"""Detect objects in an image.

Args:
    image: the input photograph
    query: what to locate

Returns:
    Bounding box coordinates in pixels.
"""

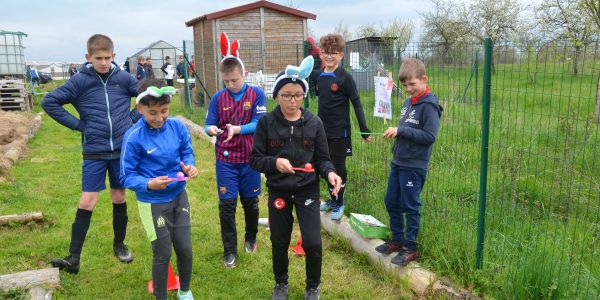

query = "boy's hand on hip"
[276,158,295,174]
[383,127,398,139]
[148,176,173,190]
[328,172,342,196]
[223,124,241,143]
[180,161,198,178]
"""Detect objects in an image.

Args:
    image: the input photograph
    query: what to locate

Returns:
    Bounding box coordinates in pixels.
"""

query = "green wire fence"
[183,38,600,299]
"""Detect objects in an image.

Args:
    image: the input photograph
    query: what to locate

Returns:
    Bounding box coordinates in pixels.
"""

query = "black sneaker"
[304,287,320,300]
[50,254,80,274]
[375,241,404,254]
[391,249,419,266]
[271,283,288,300]
[114,243,134,263]
[224,253,237,268]
[244,240,257,253]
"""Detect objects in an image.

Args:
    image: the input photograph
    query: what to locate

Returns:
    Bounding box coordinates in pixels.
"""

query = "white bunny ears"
[220,32,245,75]
[271,55,314,98]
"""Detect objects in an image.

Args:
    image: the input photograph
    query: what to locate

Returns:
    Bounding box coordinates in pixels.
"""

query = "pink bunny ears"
[220,32,245,75]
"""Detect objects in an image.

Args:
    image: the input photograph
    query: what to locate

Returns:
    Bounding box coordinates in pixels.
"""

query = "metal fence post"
[476,38,493,269]
[183,41,191,110]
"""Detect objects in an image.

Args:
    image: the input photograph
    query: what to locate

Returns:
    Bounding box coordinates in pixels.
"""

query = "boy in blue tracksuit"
[42,34,139,274]
[120,79,197,300]
[376,58,443,266]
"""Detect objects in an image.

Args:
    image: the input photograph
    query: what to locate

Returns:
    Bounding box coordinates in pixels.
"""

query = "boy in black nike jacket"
[376,58,442,266]
[250,56,342,300]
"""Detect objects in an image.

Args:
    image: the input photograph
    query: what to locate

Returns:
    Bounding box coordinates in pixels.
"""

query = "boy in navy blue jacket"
[120,79,197,300]
[376,58,442,266]
[42,34,139,274]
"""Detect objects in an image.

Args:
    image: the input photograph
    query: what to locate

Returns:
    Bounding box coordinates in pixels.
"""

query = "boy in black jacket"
[314,34,371,221]
[376,58,442,266]
[250,56,342,300]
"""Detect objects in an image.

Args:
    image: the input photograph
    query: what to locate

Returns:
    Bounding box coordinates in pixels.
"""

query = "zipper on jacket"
[97,68,116,151]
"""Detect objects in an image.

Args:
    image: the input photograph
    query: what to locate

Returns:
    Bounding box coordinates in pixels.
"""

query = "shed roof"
[0,30,27,37]
[185,0,316,27]
[129,40,180,58]
[347,36,398,44]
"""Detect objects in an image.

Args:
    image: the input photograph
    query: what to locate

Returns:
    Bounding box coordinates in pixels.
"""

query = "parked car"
[39,71,52,84]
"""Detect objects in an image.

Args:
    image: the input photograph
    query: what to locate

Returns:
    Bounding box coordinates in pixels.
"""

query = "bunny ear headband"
[220,32,245,74]
[271,55,314,98]
[136,86,177,104]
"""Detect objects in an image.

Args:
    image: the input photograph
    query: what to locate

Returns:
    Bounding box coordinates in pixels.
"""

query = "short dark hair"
[219,57,243,74]
[398,58,427,82]
[320,34,345,53]
[87,34,114,55]
[165,56,170,60]
[137,79,172,106]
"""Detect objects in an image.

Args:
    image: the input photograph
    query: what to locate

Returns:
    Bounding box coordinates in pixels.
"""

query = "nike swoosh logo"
[147,147,157,154]
[223,107,231,111]
[253,188,260,193]
[305,199,314,206]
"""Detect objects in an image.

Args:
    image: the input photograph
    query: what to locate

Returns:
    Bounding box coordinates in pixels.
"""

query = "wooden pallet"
[0,90,27,98]
[0,96,26,103]
[0,80,26,90]
[0,101,27,111]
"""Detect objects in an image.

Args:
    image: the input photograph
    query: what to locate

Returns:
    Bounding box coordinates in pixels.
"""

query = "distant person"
[189,55,195,77]
[41,34,140,274]
[314,33,371,221]
[250,56,342,300]
[145,57,156,79]
[161,56,175,86]
[68,63,78,78]
[307,36,321,97]
[204,32,266,269]
[375,58,443,266]
[122,57,130,73]
[30,63,40,90]
[176,55,185,79]
[137,56,146,80]
[120,79,197,300]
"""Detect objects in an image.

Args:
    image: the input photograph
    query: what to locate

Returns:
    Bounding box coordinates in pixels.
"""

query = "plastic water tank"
[0,30,27,77]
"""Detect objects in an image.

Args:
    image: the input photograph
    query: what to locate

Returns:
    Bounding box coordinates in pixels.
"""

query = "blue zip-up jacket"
[42,62,140,154]
[391,92,443,170]
[120,116,195,204]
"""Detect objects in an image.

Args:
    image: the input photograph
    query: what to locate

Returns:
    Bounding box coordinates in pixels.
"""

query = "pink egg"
[305,163,313,170]
[176,172,184,179]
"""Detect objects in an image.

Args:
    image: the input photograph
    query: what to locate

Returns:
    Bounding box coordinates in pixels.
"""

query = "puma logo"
[182,207,190,214]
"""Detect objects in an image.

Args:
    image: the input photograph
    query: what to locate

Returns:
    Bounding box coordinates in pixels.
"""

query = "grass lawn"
[0,82,411,299]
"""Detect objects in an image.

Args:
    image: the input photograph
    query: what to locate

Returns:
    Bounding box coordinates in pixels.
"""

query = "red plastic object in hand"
[292,163,315,173]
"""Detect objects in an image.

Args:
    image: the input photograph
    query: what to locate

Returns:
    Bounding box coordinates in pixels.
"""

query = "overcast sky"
[1,0,535,63]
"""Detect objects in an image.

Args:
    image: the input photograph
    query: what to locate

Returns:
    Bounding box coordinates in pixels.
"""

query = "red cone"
[290,234,306,256]
[148,262,180,294]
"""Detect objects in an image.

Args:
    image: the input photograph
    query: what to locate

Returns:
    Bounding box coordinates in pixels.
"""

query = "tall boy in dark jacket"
[376,58,442,266]
[42,34,140,273]
[250,56,342,300]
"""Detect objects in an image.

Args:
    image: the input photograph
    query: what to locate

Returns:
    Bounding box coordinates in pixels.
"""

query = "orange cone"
[148,262,180,294]
[290,234,306,256]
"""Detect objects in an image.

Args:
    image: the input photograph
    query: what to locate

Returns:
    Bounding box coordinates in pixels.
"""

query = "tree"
[579,0,600,123]
[333,19,353,42]
[379,18,414,52]
[419,0,471,64]
[355,24,379,39]
[536,0,595,75]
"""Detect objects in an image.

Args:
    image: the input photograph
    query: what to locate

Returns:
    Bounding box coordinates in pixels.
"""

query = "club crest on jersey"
[243,101,252,110]
[219,186,227,194]
[330,83,339,92]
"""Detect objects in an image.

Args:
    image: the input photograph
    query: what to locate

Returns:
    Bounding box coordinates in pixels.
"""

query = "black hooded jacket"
[250,106,336,196]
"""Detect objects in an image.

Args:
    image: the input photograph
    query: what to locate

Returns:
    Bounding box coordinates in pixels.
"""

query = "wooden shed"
[185,0,316,98]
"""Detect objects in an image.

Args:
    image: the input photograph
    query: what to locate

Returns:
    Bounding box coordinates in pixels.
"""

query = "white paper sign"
[373,76,393,119]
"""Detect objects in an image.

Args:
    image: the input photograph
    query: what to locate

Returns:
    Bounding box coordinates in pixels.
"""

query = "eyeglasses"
[279,93,305,101]
[322,52,340,57]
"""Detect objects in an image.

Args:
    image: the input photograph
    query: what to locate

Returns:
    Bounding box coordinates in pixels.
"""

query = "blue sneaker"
[178,289,194,300]
[331,204,345,221]
[320,201,334,212]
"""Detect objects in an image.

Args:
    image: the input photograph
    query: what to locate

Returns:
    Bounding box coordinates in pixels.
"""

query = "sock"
[113,202,128,245]
[69,208,92,258]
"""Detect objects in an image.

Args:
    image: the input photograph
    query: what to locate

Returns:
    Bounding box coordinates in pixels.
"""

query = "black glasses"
[278,93,305,101]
